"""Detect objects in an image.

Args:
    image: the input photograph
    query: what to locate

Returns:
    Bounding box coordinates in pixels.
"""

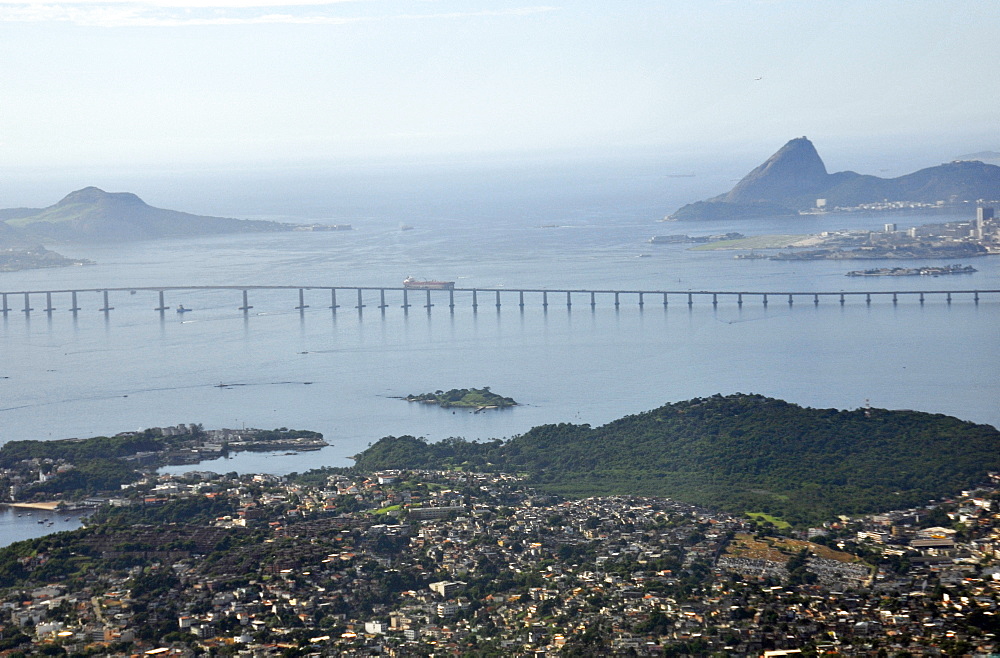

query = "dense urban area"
[4,456,1000,656]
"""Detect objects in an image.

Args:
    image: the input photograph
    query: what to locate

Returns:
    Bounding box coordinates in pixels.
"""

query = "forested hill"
[354,394,1000,524]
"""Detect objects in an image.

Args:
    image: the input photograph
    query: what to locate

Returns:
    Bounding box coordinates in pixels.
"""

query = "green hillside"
[354,394,1000,524]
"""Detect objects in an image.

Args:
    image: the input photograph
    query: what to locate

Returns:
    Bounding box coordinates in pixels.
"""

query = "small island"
[405,387,517,410]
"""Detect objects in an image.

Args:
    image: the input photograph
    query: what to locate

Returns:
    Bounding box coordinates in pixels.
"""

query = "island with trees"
[404,387,517,410]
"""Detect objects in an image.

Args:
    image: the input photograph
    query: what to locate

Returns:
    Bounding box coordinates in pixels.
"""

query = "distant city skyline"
[1,0,998,171]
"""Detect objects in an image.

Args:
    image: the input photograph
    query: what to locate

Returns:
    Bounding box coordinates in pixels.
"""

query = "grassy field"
[746,512,792,529]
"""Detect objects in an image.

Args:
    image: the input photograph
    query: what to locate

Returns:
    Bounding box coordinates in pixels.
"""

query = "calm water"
[1,159,998,545]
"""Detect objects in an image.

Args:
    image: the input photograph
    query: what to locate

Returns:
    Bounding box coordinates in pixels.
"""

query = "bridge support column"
[865,293,871,305]
[639,292,644,307]
[99,290,113,313]
[814,294,819,305]
[45,292,55,313]
[496,290,501,309]
[762,294,768,306]
[449,289,455,310]
[591,291,597,308]
[70,291,80,312]
[946,292,952,304]
[614,292,620,308]
[472,290,478,310]
[737,293,742,306]
[687,293,693,306]
[330,289,339,311]
[356,289,365,310]
[425,290,433,309]
[662,292,668,307]
[840,293,845,305]
[566,291,571,309]
[892,292,898,304]
[1,293,8,314]
[155,291,169,312]
[712,293,717,306]
[520,291,525,309]
[974,291,980,304]
[296,288,310,310]
[22,292,32,314]
[787,294,794,305]
[401,289,409,309]
[543,291,548,308]
[377,289,387,310]
[239,290,253,313]
[919,292,925,304]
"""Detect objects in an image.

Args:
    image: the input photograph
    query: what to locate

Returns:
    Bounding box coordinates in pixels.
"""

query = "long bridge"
[1,285,997,316]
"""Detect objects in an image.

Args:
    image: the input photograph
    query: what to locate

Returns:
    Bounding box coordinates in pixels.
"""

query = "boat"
[403,277,455,290]
[177,305,191,313]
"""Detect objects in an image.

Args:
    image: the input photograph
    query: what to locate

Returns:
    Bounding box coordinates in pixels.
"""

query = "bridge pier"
[238,290,253,313]
[614,292,620,308]
[787,294,794,306]
[377,289,387,310]
[762,294,768,306]
[639,292,644,307]
[662,292,668,307]
[840,293,845,305]
[520,291,525,309]
[975,291,980,304]
[946,292,952,304]
[70,291,80,312]
[449,289,455,310]
[401,289,409,309]
[356,289,365,310]
[496,290,502,309]
[737,293,742,306]
[45,292,55,313]
[99,290,113,313]
[687,293,693,306]
[542,291,548,308]
[22,292,32,314]
[865,293,871,305]
[296,288,310,311]
[813,294,819,305]
[566,291,572,309]
[1,293,8,314]
[591,291,597,308]
[425,290,434,309]
[330,289,339,311]
[155,290,169,312]
[919,292,925,304]
[892,292,898,304]
[712,293,717,306]
[472,290,478,310]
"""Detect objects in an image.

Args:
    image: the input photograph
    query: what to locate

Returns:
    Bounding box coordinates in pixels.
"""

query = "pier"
[0,285,996,319]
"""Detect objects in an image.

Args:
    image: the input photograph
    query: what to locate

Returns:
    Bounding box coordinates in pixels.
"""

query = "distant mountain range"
[0,187,310,246]
[670,137,1000,220]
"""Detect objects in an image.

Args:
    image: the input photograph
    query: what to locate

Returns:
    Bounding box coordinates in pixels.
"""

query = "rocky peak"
[724,136,829,203]
[56,187,146,207]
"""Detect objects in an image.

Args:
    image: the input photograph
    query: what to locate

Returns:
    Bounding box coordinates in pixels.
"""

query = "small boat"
[177,305,191,313]
[403,276,455,290]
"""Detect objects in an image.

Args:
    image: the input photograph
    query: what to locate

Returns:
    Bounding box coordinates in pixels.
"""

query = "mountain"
[354,394,1000,524]
[670,137,1000,220]
[955,150,1000,162]
[2,187,292,243]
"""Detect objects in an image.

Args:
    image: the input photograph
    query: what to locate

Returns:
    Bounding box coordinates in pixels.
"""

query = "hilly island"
[669,137,1000,220]
[0,187,349,270]
[354,394,1000,525]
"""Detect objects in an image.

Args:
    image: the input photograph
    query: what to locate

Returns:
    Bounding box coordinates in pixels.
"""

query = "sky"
[0,0,998,172]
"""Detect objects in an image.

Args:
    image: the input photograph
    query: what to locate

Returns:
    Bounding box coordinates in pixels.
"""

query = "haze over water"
[1,160,998,485]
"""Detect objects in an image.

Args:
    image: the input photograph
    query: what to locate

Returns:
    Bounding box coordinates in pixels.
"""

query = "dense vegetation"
[0,430,167,468]
[405,387,517,408]
[355,394,1000,524]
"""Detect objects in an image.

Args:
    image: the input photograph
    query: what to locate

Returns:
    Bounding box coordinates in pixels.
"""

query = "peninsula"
[669,137,1000,220]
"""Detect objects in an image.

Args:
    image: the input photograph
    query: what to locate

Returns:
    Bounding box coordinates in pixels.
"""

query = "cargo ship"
[403,276,455,290]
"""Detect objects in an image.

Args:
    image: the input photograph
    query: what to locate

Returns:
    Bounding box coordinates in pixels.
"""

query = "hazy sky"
[1,0,998,169]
